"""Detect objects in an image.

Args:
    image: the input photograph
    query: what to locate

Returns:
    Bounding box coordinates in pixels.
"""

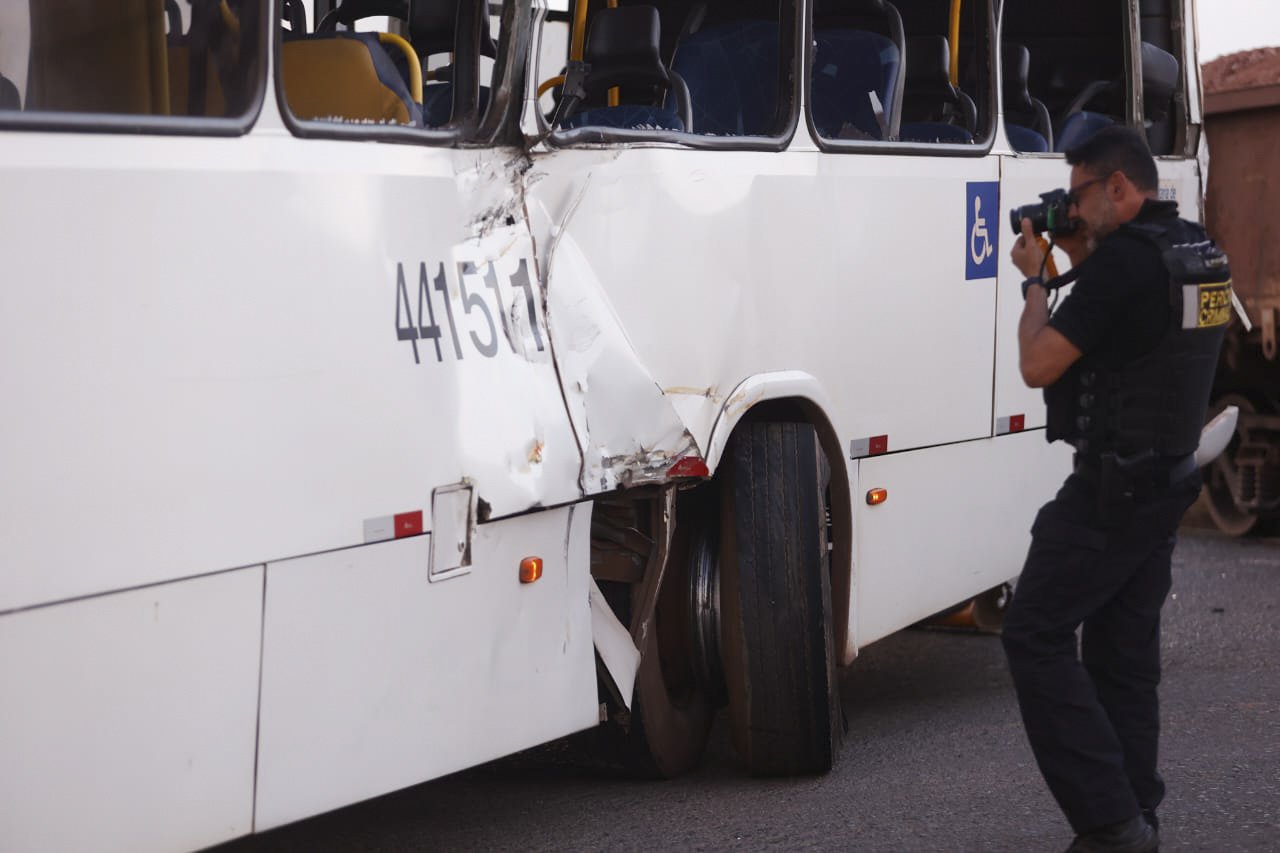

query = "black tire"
[602,494,716,778]
[720,421,842,776]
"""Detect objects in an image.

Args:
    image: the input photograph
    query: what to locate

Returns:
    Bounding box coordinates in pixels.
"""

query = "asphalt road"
[220,519,1280,852]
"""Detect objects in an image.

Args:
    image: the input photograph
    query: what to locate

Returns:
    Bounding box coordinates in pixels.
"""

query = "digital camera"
[1009,188,1079,237]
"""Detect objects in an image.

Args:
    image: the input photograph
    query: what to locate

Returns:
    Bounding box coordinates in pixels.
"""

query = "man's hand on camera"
[1011,218,1047,279]
[1054,226,1091,268]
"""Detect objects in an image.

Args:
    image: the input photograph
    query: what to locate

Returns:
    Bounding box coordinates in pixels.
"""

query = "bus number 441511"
[395,260,544,364]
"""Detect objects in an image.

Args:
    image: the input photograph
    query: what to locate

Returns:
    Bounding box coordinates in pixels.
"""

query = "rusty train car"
[1203,77,1280,535]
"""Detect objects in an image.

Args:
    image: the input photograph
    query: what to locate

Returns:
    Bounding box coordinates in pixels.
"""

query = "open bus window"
[536,0,798,141]
[279,0,509,133]
[808,0,994,148]
[0,0,264,122]
[1001,0,1185,155]
[1002,1,1128,153]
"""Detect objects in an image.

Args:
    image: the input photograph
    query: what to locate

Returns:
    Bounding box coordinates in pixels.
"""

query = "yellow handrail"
[948,0,961,86]
[379,32,423,104]
[607,0,618,107]
[538,75,566,97]
[571,0,588,61]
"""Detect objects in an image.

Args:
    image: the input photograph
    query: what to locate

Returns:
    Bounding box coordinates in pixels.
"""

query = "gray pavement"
[219,521,1280,852]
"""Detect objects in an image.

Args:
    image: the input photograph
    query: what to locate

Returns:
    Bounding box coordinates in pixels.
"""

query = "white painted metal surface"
[254,504,597,831]
[854,431,1071,646]
[0,568,263,853]
[0,136,580,614]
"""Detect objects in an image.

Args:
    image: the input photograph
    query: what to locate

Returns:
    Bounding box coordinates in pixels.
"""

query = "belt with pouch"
[1073,450,1198,491]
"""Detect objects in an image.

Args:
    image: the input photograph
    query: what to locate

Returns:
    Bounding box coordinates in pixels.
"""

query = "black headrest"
[322,0,408,30]
[584,6,669,90]
[1002,42,1034,111]
[0,74,20,110]
[842,0,889,12]
[815,0,901,41]
[409,0,496,58]
[1141,42,1179,108]
[906,35,952,86]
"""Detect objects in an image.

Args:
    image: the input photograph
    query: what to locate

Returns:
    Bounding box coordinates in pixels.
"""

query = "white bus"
[0,0,1207,849]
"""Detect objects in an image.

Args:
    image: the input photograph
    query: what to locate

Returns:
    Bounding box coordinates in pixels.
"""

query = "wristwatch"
[1021,275,1044,299]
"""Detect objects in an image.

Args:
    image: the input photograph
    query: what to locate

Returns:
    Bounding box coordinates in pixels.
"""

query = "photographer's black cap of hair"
[1064,126,1159,194]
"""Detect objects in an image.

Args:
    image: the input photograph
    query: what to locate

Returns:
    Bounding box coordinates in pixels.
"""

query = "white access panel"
[0,567,263,853]
[255,503,598,831]
[995,153,1206,435]
[994,153,1074,434]
[853,431,1072,648]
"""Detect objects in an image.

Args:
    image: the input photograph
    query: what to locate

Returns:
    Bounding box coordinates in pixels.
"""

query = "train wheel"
[720,421,842,776]
[1204,393,1259,537]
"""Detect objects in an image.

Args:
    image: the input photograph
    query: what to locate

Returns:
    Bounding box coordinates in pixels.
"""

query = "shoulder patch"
[1182,280,1233,329]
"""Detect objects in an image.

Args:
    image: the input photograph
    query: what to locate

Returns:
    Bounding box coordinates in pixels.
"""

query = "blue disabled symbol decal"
[966,181,1000,280]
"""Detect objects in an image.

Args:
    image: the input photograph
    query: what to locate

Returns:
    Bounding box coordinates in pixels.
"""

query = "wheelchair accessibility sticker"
[966,181,1000,280]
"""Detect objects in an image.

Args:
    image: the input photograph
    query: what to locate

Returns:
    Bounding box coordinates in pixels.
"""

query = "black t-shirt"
[1047,199,1187,369]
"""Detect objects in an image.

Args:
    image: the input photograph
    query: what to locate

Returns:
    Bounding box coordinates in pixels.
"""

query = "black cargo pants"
[1001,469,1199,834]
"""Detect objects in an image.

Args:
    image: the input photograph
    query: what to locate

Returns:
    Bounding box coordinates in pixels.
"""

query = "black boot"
[1063,815,1159,853]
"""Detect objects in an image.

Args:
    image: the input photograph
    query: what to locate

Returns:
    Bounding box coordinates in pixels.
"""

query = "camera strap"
[1042,266,1082,292]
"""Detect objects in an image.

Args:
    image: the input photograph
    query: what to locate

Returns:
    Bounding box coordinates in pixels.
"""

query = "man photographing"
[1003,126,1232,853]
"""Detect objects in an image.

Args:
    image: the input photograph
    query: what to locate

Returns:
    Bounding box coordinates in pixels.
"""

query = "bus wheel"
[720,421,842,776]
[625,496,717,778]
[1204,393,1259,537]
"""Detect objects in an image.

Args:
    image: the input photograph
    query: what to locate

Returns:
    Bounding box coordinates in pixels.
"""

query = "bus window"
[0,0,265,125]
[536,0,798,144]
[1001,1,1133,153]
[808,0,994,150]
[279,0,513,134]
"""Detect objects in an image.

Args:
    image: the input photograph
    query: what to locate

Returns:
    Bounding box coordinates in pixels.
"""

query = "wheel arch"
[705,372,857,666]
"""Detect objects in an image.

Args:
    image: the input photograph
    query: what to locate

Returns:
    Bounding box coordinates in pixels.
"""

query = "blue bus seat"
[671,19,780,136]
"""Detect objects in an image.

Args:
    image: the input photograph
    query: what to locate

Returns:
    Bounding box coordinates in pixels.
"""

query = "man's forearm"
[1018,285,1052,387]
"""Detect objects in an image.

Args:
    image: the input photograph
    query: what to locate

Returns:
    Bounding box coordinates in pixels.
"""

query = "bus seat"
[901,121,974,144]
[0,74,19,110]
[811,0,905,140]
[27,0,170,115]
[671,19,780,136]
[411,0,496,125]
[1006,123,1050,153]
[812,29,901,140]
[282,32,423,125]
[1002,43,1052,152]
[167,45,229,116]
[562,6,688,132]
[1142,41,1180,154]
[900,35,976,143]
[421,82,491,127]
[1055,110,1115,152]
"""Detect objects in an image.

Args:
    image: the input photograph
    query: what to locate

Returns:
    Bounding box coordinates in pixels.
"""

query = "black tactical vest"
[1045,219,1232,459]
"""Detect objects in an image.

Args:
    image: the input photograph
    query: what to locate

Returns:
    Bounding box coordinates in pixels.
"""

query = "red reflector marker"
[667,457,710,478]
[1010,414,1026,432]
[851,435,891,459]
[394,510,424,538]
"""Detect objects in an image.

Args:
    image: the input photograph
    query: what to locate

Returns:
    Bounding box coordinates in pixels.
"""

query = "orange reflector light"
[866,488,888,506]
[519,557,543,584]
